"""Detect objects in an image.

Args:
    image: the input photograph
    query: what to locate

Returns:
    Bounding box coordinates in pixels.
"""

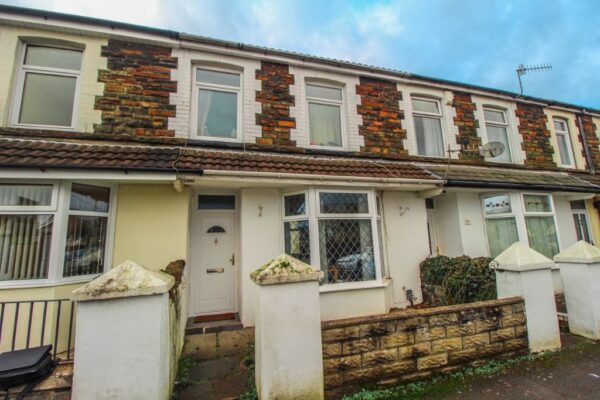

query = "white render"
[555,241,600,339]
[72,261,174,400]
[252,255,325,400]
[492,243,561,352]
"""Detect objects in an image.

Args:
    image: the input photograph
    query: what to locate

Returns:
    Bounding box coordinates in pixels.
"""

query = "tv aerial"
[516,63,552,95]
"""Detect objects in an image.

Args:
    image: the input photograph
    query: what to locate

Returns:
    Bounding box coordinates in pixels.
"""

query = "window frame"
[410,95,446,158]
[482,106,513,163]
[0,181,117,289]
[570,202,594,244]
[552,117,576,168]
[191,65,243,142]
[281,188,384,291]
[306,81,347,151]
[480,192,561,258]
[10,42,83,131]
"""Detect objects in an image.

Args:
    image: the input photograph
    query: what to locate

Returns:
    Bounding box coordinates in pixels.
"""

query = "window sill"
[319,278,391,294]
[10,123,76,132]
[192,135,242,143]
[0,274,100,290]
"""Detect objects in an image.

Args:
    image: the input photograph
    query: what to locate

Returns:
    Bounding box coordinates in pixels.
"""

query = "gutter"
[577,111,595,174]
[445,179,600,194]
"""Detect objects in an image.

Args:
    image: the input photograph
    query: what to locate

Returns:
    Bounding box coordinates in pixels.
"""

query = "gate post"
[71,260,175,400]
[491,243,561,352]
[251,255,325,400]
[555,240,600,339]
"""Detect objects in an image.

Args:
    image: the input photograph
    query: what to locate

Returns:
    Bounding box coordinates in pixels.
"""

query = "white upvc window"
[411,96,445,157]
[482,107,512,163]
[11,44,83,129]
[282,189,383,288]
[553,118,575,168]
[0,182,115,288]
[482,192,559,259]
[193,66,242,141]
[306,83,345,149]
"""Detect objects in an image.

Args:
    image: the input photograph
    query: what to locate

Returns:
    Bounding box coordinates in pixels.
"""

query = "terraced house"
[1,4,600,343]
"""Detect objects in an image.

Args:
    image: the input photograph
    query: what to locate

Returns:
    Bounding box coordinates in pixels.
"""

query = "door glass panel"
[207,226,226,233]
[198,195,235,210]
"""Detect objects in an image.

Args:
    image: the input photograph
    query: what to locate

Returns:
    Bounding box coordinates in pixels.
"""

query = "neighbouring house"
[1,4,600,350]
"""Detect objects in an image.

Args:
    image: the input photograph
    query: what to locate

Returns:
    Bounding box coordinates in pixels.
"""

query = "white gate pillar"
[555,240,600,339]
[491,243,561,352]
[71,260,175,400]
[251,255,325,400]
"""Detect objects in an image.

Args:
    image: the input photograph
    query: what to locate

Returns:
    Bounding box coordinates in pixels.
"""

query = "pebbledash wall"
[321,297,528,398]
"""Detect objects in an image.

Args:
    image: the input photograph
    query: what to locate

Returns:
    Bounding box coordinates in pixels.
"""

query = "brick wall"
[452,92,483,162]
[576,114,600,171]
[515,103,556,168]
[356,77,407,156]
[255,61,296,146]
[321,298,527,398]
[94,40,178,137]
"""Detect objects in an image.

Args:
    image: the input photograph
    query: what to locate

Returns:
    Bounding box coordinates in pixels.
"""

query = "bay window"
[483,108,512,163]
[307,84,344,148]
[0,182,114,286]
[412,97,445,157]
[12,44,83,129]
[282,189,382,286]
[194,67,241,140]
[483,193,559,259]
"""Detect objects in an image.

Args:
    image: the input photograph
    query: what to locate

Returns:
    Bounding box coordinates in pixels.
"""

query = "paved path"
[433,334,600,400]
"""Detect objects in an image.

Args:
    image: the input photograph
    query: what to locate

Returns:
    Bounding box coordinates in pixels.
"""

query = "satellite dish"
[479,142,505,158]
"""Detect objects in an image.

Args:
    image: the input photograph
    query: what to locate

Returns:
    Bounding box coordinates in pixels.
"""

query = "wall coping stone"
[321,297,522,329]
[71,260,175,301]
[490,242,553,272]
[554,240,600,263]
[250,254,324,285]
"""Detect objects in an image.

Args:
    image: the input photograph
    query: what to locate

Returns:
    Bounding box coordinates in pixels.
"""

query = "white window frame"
[306,81,347,150]
[411,95,446,158]
[482,106,513,163]
[553,117,576,168]
[191,65,243,142]
[481,192,561,257]
[281,188,384,291]
[0,181,117,289]
[571,202,594,244]
[10,43,83,131]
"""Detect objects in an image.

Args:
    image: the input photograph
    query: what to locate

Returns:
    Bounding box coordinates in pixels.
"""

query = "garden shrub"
[420,255,495,306]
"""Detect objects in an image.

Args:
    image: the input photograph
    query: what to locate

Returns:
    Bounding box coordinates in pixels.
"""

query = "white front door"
[191,214,237,315]
[426,209,439,256]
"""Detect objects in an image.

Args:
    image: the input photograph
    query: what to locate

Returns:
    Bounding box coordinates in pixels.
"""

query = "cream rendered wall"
[112,185,190,271]
[239,188,281,326]
[456,192,488,257]
[381,191,430,307]
[545,109,586,170]
[434,192,464,256]
[0,25,106,132]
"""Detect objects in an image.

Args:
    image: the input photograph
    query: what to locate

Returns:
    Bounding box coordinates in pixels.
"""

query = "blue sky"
[4,0,599,108]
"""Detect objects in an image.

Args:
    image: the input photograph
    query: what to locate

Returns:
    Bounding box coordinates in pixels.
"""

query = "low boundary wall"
[321,297,528,398]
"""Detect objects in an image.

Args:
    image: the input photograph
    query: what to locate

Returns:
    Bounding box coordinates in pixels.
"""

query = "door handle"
[230,253,235,266]
[207,268,225,273]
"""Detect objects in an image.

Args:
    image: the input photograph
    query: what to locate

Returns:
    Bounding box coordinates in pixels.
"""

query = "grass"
[239,343,258,400]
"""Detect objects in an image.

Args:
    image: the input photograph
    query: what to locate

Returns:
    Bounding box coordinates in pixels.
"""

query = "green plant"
[420,255,496,305]
[239,343,258,400]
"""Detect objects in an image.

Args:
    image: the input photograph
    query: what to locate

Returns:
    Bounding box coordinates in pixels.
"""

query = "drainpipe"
[577,110,595,174]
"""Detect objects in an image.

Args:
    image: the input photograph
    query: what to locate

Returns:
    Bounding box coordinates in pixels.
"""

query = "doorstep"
[185,313,244,335]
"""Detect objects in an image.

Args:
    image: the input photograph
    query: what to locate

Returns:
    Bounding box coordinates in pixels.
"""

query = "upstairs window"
[13,44,83,128]
[307,84,343,148]
[553,118,575,168]
[195,67,241,140]
[483,108,512,163]
[412,97,445,157]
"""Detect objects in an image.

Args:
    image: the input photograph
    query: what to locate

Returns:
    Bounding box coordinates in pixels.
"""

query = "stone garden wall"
[321,297,528,398]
